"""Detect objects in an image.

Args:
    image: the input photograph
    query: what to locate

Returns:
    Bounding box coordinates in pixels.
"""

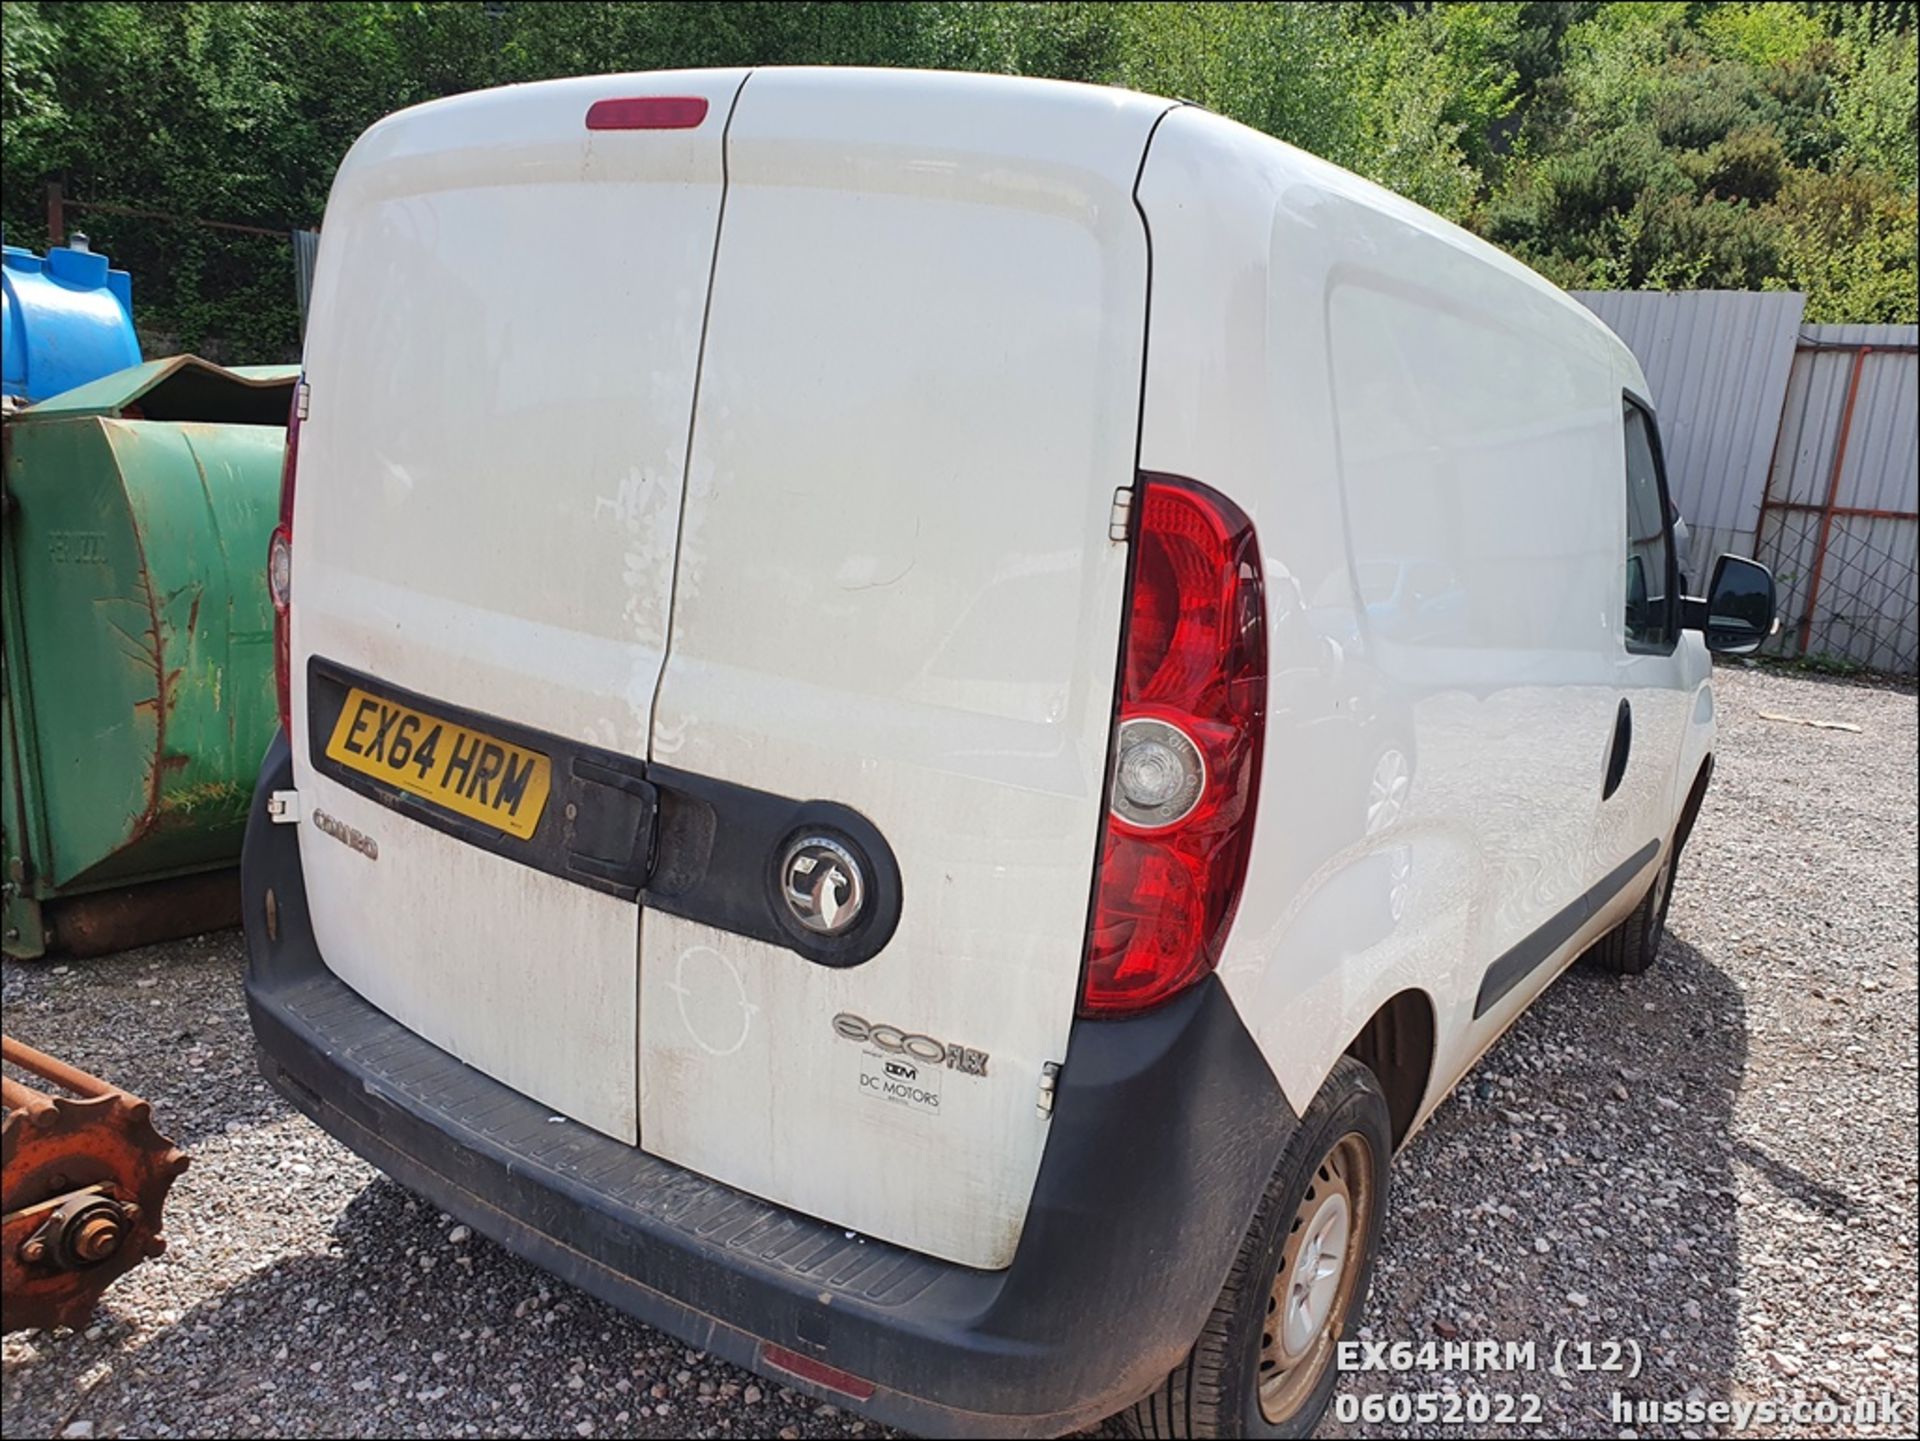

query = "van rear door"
[290,71,746,1143]
[639,71,1170,1270]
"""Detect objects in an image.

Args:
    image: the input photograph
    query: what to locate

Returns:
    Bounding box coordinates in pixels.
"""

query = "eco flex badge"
[832,1012,989,1118]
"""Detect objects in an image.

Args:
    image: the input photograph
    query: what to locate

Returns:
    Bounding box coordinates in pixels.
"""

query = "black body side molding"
[1473,838,1660,1018]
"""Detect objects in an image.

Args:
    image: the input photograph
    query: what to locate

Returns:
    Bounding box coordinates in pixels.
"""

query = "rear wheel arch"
[1123,1054,1392,1439]
[1343,988,1435,1150]
[1673,753,1714,859]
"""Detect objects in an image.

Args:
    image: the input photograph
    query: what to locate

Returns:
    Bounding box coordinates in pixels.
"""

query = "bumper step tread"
[270,971,949,1308]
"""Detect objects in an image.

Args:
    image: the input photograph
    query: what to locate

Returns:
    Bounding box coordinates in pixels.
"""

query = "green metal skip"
[2,357,296,958]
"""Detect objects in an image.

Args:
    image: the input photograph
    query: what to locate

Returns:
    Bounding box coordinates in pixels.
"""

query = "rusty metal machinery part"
[2,1034,188,1333]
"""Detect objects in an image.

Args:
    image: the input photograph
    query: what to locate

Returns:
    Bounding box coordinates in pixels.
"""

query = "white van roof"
[331,66,1640,392]
[1150,99,1645,394]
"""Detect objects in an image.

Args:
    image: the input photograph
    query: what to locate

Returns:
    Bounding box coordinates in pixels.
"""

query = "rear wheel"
[1124,1057,1392,1438]
[1585,851,1674,976]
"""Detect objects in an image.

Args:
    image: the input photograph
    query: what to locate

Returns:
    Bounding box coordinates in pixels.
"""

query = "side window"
[1621,400,1675,651]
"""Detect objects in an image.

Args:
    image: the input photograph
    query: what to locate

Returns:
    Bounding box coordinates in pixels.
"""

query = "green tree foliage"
[1484,2,1916,318]
[2,1,1913,357]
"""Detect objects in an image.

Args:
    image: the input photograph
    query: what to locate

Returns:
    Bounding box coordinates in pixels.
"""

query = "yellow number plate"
[324,687,552,839]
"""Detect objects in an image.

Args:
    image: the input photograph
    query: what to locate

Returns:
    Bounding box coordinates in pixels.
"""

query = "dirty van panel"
[288,70,747,1142]
[639,71,1169,1269]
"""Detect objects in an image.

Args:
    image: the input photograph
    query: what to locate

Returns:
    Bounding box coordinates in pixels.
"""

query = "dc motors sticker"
[856,1048,942,1115]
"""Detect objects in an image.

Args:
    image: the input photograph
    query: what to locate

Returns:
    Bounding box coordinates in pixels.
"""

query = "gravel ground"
[4,663,1915,1440]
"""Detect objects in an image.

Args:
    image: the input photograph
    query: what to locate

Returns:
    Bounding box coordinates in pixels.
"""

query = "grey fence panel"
[1809,326,1920,514]
[1767,345,1858,508]
[1757,325,1919,674]
[1572,290,1806,568]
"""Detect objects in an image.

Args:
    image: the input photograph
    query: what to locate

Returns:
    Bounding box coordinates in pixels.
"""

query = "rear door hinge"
[266,789,302,824]
[1037,1060,1061,1117]
[1108,487,1134,542]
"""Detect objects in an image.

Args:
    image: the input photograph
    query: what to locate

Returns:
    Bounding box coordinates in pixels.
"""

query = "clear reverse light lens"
[1110,716,1205,829]
[1120,739,1183,806]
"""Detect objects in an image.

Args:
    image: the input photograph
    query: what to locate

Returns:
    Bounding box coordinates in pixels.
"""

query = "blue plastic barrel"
[1,238,142,404]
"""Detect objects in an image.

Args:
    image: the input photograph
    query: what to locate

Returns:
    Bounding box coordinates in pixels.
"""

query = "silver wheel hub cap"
[1282,1192,1350,1359]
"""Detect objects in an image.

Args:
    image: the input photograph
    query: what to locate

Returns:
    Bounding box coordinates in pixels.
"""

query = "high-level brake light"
[585,96,709,130]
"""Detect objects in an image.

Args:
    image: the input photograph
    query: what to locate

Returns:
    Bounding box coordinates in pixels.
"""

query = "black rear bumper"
[242,731,1298,1437]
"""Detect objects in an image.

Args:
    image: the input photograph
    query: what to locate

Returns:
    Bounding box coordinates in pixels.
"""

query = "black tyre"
[1124,1056,1392,1439]
[1585,850,1674,976]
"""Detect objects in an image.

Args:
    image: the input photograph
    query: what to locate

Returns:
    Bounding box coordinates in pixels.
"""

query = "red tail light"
[269,377,303,736]
[1080,476,1266,1017]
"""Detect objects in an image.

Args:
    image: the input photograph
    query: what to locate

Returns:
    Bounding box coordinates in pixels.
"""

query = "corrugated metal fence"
[1574,292,1918,674]
[1757,327,1920,673]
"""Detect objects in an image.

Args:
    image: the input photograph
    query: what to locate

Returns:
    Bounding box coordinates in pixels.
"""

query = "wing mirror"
[1682,554,1778,657]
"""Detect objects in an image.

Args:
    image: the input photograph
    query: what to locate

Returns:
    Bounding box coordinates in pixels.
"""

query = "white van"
[244,68,1778,1438]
